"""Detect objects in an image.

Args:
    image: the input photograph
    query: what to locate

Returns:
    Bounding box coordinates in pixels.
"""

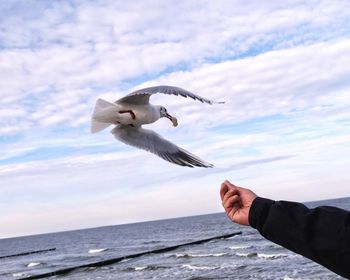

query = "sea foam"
[176,252,227,258]
[88,248,108,254]
[182,264,219,271]
[27,262,41,268]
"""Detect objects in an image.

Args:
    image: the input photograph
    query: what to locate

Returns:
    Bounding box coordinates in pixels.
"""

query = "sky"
[1,0,350,238]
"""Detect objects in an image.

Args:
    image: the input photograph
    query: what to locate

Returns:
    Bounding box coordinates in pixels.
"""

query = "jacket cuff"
[249,197,275,229]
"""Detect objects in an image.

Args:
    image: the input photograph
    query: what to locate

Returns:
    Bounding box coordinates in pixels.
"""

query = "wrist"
[248,197,275,228]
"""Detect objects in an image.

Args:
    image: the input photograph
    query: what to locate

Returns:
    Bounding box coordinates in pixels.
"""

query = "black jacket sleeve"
[248,197,350,279]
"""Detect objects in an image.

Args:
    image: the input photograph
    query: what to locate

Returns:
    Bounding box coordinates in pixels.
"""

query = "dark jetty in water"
[19,231,242,280]
[0,248,56,259]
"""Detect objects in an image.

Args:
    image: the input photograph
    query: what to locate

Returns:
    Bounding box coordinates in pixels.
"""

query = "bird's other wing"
[111,125,213,168]
[117,85,224,105]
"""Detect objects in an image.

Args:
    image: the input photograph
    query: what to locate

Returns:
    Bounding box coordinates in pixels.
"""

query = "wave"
[235,252,288,259]
[27,262,41,268]
[127,265,164,271]
[13,272,26,277]
[283,276,303,280]
[142,240,161,244]
[235,252,257,258]
[257,253,288,259]
[226,235,240,240]
[229,245,252,250]
[182,264,219,271]
[88,248,108,254]
[176,252,227,258]
[119,258,131,263]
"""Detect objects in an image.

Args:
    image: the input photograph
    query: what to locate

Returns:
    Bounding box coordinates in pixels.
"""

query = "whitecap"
[229,245,252,250]
[88,248,108,254]
[27,262,40,268]
[236,252,257,258]
[176,252,226,258]
[134,266,147,271]
[127,265,162,271]
[182,264,219,271]
[176,253,187,258]
[226,236,239,240]
[119,258,131,263]
[13,272,26,277]
[283,276,300,280]
[257,253,288,259]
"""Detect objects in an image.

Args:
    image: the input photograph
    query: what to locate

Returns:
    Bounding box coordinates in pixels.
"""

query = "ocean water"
[1,197,349,280]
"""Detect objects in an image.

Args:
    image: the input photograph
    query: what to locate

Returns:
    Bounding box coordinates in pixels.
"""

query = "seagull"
[91,85,223,168]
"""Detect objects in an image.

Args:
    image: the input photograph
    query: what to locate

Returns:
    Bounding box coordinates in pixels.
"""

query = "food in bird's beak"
[166,113,178,127]
[171,117,178,127]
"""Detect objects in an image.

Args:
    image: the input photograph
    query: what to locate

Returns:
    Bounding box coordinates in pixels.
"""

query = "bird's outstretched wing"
[117,85,224,105]
[111,125,213,168]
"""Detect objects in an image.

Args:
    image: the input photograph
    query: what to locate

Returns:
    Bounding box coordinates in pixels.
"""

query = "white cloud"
[141,38,350,132]
[1,0,350,135]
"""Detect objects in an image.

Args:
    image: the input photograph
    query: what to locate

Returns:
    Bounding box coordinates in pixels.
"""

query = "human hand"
[220,180,258,226]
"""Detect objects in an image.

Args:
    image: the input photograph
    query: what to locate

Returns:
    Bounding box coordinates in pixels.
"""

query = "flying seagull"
[91,85,223,168]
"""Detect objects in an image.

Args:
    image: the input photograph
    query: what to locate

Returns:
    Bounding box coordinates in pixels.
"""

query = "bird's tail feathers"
[91,119,111,133]
[91,98,118,133]
[93,98,118,112]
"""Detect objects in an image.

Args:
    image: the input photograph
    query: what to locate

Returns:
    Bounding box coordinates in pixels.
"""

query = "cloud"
[140,38,350,132]
[1,0,350,135]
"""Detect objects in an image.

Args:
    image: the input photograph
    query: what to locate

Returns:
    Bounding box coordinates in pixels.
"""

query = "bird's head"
[159,106,178,127]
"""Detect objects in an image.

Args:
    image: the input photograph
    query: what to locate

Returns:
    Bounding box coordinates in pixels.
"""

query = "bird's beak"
[166,113,178,127]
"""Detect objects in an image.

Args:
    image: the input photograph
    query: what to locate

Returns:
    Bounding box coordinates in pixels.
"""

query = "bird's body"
[91,100,160,128]
[91,85,223,167]
[118,103,161,126]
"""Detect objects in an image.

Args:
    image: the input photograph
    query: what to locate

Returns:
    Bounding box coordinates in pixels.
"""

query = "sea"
[1,197,349,280]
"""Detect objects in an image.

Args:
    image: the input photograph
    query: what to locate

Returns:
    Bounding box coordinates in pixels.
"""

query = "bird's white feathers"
[91,99,118,133]
[91,119,111,134]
